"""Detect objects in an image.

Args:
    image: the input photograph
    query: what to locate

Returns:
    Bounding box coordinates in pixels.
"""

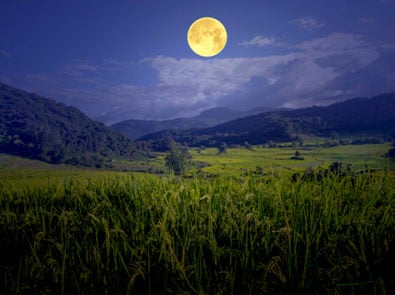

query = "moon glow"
[187,17,227,57]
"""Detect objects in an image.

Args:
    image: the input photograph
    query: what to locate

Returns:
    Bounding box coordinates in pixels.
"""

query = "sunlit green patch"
[189,143,394,176]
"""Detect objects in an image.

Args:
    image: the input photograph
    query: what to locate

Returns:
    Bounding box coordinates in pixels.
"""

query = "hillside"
[0,82,142,166]
[140,93,395,146]
[111,106,274,139]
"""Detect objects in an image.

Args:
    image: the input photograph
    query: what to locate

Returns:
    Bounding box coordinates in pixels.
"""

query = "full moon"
[187,17,227,57]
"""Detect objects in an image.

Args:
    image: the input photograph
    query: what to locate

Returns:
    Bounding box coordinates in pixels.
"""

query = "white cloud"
[14,33,386,123]
[146,55,299,114]
[291,17,325,31]
[293,33,379,69]
[144,33,380,112]
[238,35,277,47]
[294,33,365,53]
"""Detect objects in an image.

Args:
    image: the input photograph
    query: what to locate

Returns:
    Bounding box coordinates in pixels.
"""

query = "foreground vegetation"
[1,169,394,294]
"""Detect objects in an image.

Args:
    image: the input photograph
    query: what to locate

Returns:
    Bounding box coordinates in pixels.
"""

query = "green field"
[2,143,392,183]
[0,153,128,186]
[190,143,394,176]
[0,144,394,294]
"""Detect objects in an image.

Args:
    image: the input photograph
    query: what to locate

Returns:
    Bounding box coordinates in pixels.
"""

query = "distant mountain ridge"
[111,106,275,139]
[140,93,395,146]
[0,82,140,166]
[2,82,393,165]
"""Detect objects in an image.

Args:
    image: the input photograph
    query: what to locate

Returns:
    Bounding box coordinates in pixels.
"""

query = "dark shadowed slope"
[111,107,274,139]
[140,93,395,146]
[0,82,141,166]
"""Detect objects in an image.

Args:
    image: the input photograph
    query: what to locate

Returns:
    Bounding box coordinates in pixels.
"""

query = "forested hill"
[0,83,142,166]
[111,106,274,139]
[140,93,395,146]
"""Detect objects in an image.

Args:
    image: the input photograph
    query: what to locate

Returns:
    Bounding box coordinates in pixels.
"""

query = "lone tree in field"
[217,142,228,155]
[164,138,190,175]
[290,150,304,160]
[165,150,185,175]
[244,141,253,150]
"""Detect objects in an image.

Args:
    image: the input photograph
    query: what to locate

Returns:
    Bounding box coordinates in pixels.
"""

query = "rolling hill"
[0,82,142,166]
[140,93,395,147]
[111,106,274,139]
[2,81,393,163]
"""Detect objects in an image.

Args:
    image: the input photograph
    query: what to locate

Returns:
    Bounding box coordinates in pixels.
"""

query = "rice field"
[1,169,394,294]
[189,143,394,176]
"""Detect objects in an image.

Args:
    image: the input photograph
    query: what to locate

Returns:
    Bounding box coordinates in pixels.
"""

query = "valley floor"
[189,143,395,176]
[2,143,393,182]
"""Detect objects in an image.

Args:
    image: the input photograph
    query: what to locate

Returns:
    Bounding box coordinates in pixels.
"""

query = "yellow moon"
[187,17,227,57]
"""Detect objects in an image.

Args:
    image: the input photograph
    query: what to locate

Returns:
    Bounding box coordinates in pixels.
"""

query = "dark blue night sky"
[1,0,394,124]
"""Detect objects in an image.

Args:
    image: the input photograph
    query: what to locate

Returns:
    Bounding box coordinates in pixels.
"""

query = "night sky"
[1,0,394,124]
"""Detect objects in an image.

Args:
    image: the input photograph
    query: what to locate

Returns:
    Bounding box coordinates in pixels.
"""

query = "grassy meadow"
[190,143,394,176]
[1,143,394,294]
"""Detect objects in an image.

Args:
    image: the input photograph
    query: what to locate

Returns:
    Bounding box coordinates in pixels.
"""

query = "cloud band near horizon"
[2,32,394,125]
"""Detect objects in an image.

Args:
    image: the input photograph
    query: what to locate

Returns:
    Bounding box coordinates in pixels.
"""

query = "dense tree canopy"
[0,83,144,166]
[164,138,191,175]
[140,93,395,148]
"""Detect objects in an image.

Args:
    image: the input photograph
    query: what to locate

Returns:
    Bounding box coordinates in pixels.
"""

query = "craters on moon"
[187,17,227,57]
